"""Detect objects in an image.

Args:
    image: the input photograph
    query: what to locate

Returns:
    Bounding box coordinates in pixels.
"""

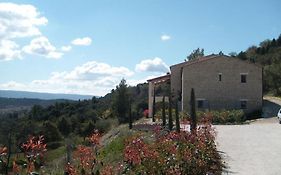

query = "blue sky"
[0,0,280,96]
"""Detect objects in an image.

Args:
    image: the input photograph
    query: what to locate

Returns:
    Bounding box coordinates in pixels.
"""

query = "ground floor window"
[198,100,204,108]
[240,100,247,109]
[197,99,208,109]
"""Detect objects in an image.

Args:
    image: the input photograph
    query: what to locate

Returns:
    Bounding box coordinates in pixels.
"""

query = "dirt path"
[216,121,281,175]
[217,96,281,175]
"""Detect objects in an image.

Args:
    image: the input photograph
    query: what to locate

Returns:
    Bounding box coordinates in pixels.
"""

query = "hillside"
[0,90,93,100]
[0,97,72,114]
[234,34,281,96]
[0,82,148,144]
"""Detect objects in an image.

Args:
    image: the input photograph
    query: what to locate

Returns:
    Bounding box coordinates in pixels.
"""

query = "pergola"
[147,74,170,119]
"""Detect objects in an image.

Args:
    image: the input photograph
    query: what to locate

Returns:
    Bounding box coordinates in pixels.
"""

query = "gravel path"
[216,97,281,174]
[216,121,281,175]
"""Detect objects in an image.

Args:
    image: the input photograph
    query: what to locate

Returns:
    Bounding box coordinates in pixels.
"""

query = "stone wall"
[181,56,263,113]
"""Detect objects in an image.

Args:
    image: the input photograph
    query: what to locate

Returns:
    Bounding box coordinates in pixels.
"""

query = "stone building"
[148,54,263,118]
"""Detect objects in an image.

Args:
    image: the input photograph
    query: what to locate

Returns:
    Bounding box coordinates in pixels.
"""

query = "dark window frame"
[241,74,247,83]
[240,100,247,109]
[197,100,204,108]
[218,73,222,81]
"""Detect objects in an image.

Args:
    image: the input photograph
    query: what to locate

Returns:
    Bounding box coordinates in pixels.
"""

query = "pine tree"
[162,95,166,126]
[129,98,132,129]
[58,117,71,136]
[175,100,180,132]
[112,79,130,124]
[152,86,156,122]
[168,93,173,131]
[190,88,197,132]
[186,48,204,61]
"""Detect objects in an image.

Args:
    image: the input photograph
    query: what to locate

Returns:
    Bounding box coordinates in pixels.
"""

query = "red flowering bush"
[143,109,149,118]
[100,165,114,175]
[65,131,102,175]
[14,135,47,173]
[119,118,222,175]
[0,146,7,171]
[87,130,101,147]
[66,120,222,175]
[65,162,77,175]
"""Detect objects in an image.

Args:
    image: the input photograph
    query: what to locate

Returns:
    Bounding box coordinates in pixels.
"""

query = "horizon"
[0,0,280,96]
[0,89,94,96]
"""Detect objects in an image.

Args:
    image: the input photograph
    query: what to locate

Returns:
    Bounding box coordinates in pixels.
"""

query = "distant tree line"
[0,80,149,156]
[185,34,281,96]
[233,34,281,96]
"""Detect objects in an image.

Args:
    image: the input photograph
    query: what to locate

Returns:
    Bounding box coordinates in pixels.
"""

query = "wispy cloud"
[0,2,64,61]
[0,40,22,61]
[0,61,134,96]
[0,2,48,39]
[71,37,92,46]
[22,36,63,59]
[161,34,171,41]
[61,45,72,52]
[135,57,169,73]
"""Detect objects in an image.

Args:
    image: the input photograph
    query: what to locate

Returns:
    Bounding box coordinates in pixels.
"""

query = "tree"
[129,98,133,129]
[162,95,166,126]
[186,48,204,61]
[229,52,237,57]
[152,86,156,122]
[91,96,98,109]
[41,122,62,143]
[277,34,281,46]
[58,117,71,136]
[190,88,197,132]
[237,51,247,60]
[264,63,281,95]
[83,122,95,138]
[0,117,18,174]
[168,93,173,131]
[175,100,180,133]
[30,104,44,120]
[112,79,130,124]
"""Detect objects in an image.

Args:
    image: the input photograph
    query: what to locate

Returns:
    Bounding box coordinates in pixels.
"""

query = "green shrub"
[245,110,262,120]
[198,109,245,124]
[120,122,223,174]
[47,141,63,150]
[96,119,112,133]
[99,136,125,164]
[45,146,66,162]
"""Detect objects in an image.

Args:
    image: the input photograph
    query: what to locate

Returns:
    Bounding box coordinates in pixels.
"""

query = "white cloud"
[0,81,26,89]
[127,75,162,86]
[0,40,22,61]
[22,36,63,59]
[135,57,169,73]
[0,3,57,61]
[0,3,47,39]
[61,45,72,52]
[161,34,171,41]
[0,61,134,96]
[64,61,134,80]
[71,37,92,46]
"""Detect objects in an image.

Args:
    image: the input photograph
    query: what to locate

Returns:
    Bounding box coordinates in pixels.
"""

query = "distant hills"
[0,97,71,112]
[0,90,93,113]
[0,90,93,100]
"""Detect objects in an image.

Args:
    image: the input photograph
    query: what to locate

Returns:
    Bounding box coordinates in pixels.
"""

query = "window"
[240,100,247,109]
[197,99,208,108]
[241,74,247,83]
[218,73,222,81]
[197,100,204,108]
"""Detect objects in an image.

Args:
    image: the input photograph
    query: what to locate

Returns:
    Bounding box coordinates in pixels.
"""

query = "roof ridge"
[170,54,219,68]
